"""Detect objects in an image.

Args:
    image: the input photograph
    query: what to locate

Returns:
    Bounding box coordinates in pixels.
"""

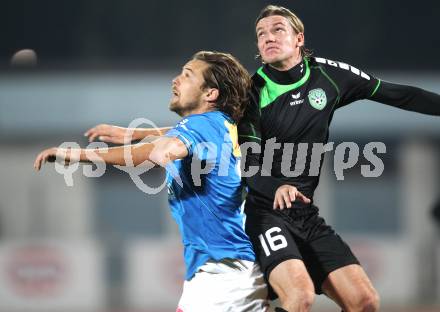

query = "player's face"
[256,15,304,69]
[170,59,209,116]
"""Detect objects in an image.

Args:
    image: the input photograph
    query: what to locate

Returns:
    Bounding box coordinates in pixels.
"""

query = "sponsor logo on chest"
[289,92,304,106]
[289,89,329,110]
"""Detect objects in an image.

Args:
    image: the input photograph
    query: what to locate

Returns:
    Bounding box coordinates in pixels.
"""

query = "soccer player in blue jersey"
[34,51,270,311]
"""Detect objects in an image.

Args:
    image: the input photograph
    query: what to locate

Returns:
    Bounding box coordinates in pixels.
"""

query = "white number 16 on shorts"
[258,227,288,256]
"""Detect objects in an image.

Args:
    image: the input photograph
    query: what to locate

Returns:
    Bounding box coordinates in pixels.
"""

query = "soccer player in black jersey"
[238,5,440,312]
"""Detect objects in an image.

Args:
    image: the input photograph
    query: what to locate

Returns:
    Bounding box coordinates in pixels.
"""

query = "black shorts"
[244,200,359,296]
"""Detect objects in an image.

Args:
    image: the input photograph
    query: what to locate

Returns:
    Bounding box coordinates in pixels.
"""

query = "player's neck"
[268,53,302,72]
[182,103,215,117]
[264,57,305,85]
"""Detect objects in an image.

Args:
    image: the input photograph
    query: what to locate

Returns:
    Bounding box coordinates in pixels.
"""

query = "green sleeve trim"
[370,79,381,97]
[249,123,257,137]
[257,58,311,109]
[238,134,261,141]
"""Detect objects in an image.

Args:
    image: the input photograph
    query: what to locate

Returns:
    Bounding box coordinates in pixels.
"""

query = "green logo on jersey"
[308,88,327,110]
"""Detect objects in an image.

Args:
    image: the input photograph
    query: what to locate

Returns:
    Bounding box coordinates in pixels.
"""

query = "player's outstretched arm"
[33,137,187,171]
[273,185,311,210]
[84,124,173,144]
[318,58,440,116]
[371,81,440,116]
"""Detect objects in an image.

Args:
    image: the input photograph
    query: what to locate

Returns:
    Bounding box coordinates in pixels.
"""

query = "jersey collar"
[257,58,310,109]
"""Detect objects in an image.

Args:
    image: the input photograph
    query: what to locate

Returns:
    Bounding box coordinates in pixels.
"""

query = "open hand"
[84,124,128,144]
[34,147,79,171]
[33,147,58,171]
[273,184,311,210]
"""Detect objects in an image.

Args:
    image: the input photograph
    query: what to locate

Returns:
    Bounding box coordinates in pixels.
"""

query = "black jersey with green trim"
[239,56,440,204]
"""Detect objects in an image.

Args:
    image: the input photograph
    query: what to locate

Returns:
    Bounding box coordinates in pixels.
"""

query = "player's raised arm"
[317,57,440,115]
[33,136,187,171]
[84,123,173,144]
[370,81,440,116]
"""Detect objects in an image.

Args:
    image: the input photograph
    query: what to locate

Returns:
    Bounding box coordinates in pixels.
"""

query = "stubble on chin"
[169,101,183,117]
[170,100,202,118]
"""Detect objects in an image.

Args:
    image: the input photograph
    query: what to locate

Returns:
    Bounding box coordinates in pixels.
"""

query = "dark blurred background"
[2,0,440,70]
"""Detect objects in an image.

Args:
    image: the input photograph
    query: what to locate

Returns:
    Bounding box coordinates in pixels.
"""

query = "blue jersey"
[165,111,255,280]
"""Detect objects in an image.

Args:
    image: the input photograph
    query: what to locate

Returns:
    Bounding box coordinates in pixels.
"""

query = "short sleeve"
[165,115,216,157]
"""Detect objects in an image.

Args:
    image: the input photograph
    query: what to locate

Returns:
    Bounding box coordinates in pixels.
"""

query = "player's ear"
[296,32,305,48]
[205,88,219,103]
